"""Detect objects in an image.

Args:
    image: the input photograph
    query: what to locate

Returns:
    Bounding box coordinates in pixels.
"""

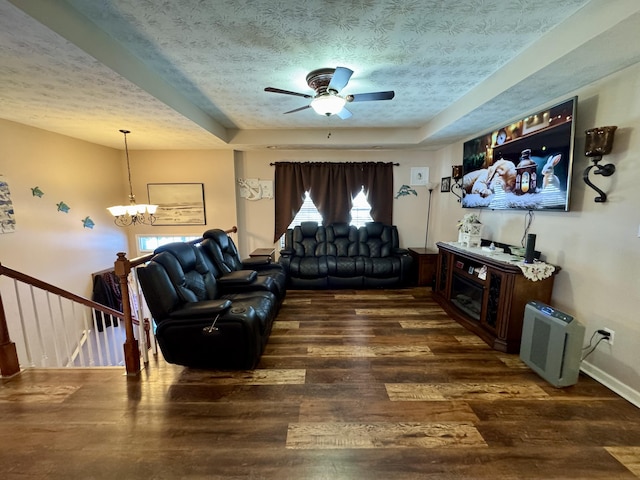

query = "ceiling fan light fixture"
[310,94,346,116]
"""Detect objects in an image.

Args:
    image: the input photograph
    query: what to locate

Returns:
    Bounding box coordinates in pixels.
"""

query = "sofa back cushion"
[136,260,181,323]
[291,222,327,257]
[154,242,219,302]
[201,228,243,273]
[326,223,359,257]
[358,222,398,258]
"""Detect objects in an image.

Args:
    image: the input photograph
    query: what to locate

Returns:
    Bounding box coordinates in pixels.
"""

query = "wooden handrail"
[0,264,125,319]
[116,226,238,375]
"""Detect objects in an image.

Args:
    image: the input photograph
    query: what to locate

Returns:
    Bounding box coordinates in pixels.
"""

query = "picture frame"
[0,175,16,233]
[441,176,451,192]
[410,167,429,186]
[147,183,206,226]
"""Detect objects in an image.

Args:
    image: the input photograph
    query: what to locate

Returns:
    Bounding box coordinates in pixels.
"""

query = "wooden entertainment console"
[433,241,559,353]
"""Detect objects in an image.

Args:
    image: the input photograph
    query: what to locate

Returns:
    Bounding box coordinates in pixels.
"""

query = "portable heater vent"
[520,300,585,387]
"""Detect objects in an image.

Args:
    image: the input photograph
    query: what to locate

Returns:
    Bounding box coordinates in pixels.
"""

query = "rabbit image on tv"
[542,153,562,189]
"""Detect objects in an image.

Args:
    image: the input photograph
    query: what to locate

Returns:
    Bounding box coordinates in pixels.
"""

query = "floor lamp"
[424,182,438,250]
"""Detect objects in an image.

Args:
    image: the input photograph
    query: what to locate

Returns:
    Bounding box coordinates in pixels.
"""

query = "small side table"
[408,247,438,287]
[249,248,276,262]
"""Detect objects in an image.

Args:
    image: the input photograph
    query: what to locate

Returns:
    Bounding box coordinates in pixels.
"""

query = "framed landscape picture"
[147,183,206,226]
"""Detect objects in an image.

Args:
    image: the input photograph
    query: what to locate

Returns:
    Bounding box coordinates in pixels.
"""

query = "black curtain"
[273,162,394,242]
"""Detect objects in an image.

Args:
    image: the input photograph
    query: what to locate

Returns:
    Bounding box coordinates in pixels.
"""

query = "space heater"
[520,300,585,387]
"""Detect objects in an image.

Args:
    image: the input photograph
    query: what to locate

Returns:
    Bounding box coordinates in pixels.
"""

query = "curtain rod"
[269,162,400,166]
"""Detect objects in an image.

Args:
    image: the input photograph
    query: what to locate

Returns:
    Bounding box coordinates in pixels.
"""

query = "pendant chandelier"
[107,129,157,226]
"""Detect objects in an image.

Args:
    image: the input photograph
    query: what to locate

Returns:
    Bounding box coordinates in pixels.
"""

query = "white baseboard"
[581,361,640,408]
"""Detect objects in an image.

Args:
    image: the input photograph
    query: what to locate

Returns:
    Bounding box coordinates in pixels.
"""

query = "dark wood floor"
[1,288,639,479]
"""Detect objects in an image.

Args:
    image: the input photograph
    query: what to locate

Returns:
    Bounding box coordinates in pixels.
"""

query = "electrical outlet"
[602,328,615,346]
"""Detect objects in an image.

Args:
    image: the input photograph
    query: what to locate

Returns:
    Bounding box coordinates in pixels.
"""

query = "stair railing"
[0,264,125,377]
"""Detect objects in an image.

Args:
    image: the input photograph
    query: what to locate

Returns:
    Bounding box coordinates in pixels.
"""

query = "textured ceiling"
[1,0,640,150]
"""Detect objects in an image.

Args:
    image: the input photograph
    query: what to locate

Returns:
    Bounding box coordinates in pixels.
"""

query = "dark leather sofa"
[137,241,280,369]
[279,221,413,289]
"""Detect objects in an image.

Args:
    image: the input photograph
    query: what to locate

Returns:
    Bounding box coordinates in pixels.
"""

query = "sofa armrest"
[169,299,232,319]
[279,248,294,257]
[394,247,410,255]
[242,257,271,267]
[216,270,258,285]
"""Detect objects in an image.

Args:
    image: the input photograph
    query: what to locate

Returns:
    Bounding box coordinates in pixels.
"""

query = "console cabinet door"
[481,268,517,352]
[436,250,452,298]
[481,268,503,334]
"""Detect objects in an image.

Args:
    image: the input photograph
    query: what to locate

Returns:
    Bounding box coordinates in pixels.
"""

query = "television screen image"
[461,97,576,211]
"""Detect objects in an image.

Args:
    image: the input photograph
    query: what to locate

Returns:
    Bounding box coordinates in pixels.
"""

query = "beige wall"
[0,119,127,297]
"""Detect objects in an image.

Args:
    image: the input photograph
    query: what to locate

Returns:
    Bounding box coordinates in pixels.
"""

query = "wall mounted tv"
[461,97,576,211]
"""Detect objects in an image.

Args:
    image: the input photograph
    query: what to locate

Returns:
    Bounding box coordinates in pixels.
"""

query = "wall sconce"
[583,126,617,203]
[451,165,463,202]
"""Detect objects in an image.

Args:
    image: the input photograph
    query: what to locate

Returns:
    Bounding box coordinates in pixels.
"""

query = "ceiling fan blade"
[283,105,311,114]
[336,107,352,120]
[346,91,395,102]
[328,67,353,92]
[265,87,312,99]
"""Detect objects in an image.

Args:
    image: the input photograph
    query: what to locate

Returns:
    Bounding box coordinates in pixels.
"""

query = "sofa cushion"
[326,223,359,257]
[218,291,275,336]
[292,222,328,257]
[358,222,397,258]
[152,245,219,302]
[201,228,243,273]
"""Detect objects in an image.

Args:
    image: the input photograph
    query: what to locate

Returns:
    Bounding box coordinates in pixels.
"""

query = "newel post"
[114,252,141,375]
[0,285,21,377]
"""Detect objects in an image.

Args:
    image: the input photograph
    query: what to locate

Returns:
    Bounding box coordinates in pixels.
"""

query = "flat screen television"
[461,97,577,211]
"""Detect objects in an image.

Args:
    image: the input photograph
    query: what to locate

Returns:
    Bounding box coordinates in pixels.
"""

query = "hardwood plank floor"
[1,288,639,479]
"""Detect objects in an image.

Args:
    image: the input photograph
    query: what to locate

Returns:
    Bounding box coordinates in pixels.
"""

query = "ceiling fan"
[264,67,395,119]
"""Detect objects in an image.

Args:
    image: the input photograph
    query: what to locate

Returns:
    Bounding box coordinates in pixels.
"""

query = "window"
[273,161,393,241]
[136,234,201,255]
[350,189,374,228]
[286,189,373,229]
[286,192,323,229]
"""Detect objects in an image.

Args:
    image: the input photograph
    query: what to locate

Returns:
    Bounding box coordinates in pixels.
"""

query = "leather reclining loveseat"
[137,234,285,369]
[279,221,413,289]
